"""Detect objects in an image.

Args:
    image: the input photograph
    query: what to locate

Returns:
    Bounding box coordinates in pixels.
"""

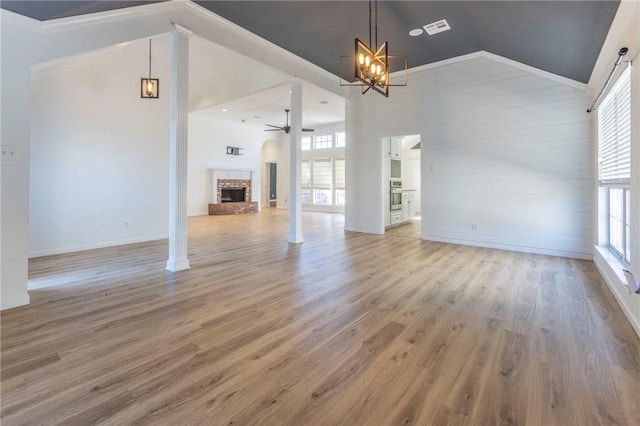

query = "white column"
[166,24,191,272]
[288,78,303,243]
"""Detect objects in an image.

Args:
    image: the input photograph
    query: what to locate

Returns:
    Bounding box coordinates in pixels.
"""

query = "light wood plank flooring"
[2,209,639,425]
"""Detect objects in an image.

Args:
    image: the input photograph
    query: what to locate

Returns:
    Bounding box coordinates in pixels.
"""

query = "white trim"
[401,51,586,91]
[28,234,169,258]
[40,0,185,31]
[422,235,592,260]
[593,246,640,339]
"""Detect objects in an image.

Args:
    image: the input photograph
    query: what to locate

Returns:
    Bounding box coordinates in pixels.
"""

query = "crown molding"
[401,50,586,91]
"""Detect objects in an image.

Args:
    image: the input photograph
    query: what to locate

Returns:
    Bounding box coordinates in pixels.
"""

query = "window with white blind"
[598,66,631,185]
[335,157,345,206]
[301,136,311,151]
[313,158,332,205]
[301,160,311,204]
[598,65,631,263]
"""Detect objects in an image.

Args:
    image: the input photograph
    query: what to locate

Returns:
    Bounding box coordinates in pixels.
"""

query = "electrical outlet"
[124,221,129,229]
[1,146,19,161]
[471,223,478,231]
[430,164,437,172]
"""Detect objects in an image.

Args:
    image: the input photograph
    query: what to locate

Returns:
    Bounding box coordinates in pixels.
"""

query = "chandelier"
[340,0,407,97]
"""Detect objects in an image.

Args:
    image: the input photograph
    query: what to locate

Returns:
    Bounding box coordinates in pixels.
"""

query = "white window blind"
[301,160,310,189]
[335,158,345,190]
[313,158,332,189]
[598,66,631,185]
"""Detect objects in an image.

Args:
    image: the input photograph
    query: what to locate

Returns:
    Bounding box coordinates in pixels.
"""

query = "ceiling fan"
[264,109,314,134]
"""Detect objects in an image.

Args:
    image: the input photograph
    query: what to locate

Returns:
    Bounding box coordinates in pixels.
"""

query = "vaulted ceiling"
[2,0,619,84]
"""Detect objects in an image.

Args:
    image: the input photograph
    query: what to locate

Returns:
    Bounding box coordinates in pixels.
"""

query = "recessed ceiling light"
[222,108,228,112]
[320,100,329,104]
[409,28,423,37]
[253,115,261,119]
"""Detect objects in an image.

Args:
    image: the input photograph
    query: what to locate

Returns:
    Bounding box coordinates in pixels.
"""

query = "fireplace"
[208,172,258,215]
[221,187,246,203]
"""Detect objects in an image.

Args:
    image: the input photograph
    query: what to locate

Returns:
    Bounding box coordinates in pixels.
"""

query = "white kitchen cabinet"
[390,211,403,225]
[383,137,391,157]
[383,137,402,159]
[401,190,416,222]
[390,137,402,159]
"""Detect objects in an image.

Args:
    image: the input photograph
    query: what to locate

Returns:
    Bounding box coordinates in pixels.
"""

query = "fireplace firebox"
[220,187,246,203]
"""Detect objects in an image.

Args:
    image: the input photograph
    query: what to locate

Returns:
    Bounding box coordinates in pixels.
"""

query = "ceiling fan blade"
[264,124,282,129]
[264,128,283,132]
[302,128,315,132]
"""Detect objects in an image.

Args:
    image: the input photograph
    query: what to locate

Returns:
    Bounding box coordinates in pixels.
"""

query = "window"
[301,136,311,151]
[314,134,333,150]
[598,65,631,263]
[301,160,311,204]
[313,158,332,205]
[335,157,345,206]
[336,132,346,147]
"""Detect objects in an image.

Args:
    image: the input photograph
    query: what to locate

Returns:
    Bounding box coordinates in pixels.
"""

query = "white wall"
[29,47,171,257]
[187,110,265,216]
[346,53,592,258]
[588,0,640,337]
[1,12,40,309]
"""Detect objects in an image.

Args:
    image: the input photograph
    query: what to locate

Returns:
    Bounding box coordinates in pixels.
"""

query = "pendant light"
[339,0,407,97]
[141,39,159,98]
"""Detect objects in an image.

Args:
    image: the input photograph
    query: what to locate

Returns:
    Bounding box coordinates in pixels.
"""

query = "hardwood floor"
[2,209,639,425]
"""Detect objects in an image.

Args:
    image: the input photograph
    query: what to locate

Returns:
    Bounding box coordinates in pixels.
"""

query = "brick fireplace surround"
[208,177,258,215]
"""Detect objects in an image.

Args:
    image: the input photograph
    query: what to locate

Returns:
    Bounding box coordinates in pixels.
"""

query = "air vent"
[423,19,451,35]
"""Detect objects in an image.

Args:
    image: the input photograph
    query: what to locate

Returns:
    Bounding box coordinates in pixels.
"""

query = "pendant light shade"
[141,39,159,98]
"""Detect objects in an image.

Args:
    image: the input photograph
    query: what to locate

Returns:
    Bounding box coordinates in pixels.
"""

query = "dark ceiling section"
[197,1,619,83]
[0,1,619,83]
[0,1,163,21]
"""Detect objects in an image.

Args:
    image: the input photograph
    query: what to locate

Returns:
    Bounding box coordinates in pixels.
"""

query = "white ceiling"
[120,33,345,128]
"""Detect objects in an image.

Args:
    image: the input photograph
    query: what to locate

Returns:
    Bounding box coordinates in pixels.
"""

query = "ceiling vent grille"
[424,19,451,35]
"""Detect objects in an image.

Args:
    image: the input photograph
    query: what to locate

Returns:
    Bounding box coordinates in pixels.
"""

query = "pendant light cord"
[368,0,372,47]
[375,0,378,48]
[148,39,152,80]
[368,0,379,47]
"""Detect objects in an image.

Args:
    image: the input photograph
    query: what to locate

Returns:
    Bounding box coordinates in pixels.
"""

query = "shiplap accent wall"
[346,55,593,258]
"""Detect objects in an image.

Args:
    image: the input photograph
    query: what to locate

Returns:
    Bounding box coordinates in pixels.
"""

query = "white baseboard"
[344,225,383,235]
[421,235,592,260]
[29,234,168,258]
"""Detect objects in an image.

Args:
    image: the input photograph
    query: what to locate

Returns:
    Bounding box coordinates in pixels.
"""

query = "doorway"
[381,133,422,238]
[267,162,277,207]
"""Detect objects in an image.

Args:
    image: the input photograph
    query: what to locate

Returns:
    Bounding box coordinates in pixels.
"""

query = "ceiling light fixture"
[141,39,159,99]
[409,28,423,36]
[340,0,407,97]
